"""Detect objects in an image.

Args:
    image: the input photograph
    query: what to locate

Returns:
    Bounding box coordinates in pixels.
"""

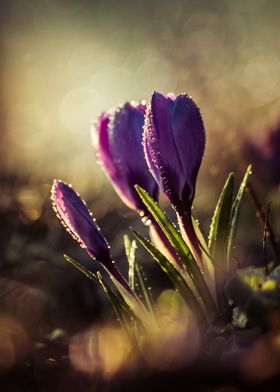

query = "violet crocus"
[92,101,182,270]
[51,180,132,292]
[144,91,205,213]
[92,102,158,215]
[143,91,205,259]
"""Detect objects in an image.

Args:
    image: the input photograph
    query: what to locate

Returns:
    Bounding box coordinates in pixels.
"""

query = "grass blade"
[64,254,140,337]
[64,254,97,282]
[132,229,206,322]
[192,217,216,296]
[208,173,234,312]
[108,271,155,330]
[135,185,217,316]
[97,271,137,338]
[227,165,252,261]
[208,173,234,263]
[134,261,154,314]
[124,235,154,313]
[124,234,136,290]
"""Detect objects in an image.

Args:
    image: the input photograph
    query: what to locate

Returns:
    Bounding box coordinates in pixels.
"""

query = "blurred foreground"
[0,163,280,390]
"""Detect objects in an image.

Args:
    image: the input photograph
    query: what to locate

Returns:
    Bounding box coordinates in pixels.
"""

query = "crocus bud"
[51,180,111,263]
[51,180,131,291]
[143,91,205,215]
[92,102,158,215]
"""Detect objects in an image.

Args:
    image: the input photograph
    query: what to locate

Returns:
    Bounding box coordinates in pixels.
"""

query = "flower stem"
[149,217,184,270]
[177,209,203,269]
[176,208,217,319]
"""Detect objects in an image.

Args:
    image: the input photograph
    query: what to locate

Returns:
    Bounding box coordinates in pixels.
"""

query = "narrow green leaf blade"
[97,271,132,318]
[208,173,234,313]
[124,235,153,313]
[64,254,97,282]
[135,185,216,315]
[208,172,234,268]
[134,261,154,314]
[108,270,155,330]
[192,216,209,254]
[124,234,136,290]
[135,186,192,265]
[97,271,137,339]
[191,217,216,299]
[132,229,205,322]
[227,165,252,261]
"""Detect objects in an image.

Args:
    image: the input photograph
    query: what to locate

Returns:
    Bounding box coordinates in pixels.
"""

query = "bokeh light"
[1,0,280,204]
[139,290,200,370]
[69,323,135,378]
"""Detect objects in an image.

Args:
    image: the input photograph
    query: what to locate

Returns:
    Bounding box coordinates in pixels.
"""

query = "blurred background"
[1,0,280,388]
[1,0,280,195]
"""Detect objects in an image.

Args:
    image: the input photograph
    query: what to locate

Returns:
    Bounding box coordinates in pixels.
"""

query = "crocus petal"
[144,92,183,205]
[93,102,158,213]
[52,180,136,294]
[144,91,205,211]
[51,180,111,265]
[172,94,205,203]
[93,113,117,178]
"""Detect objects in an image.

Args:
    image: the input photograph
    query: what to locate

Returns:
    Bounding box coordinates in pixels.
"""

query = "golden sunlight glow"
[69,323,134,378]
[1,0,280,203]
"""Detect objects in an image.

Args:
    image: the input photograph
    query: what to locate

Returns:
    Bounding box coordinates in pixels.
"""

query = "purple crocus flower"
[51,180,132,292]
[143,91,205,215]
[92,102,158,215]
[143,91,206,261]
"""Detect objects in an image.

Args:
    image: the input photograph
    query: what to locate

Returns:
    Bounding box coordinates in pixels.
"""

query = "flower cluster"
[50,89,280,379]
[91,92,204,216]
[52,91,211,321]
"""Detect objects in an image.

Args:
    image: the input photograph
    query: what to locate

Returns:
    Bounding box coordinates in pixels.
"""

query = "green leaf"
[132,229,205,322]
[135,185,216,317]
[192,216,210,255]
[124,235,153,313]
[208,172,234,266]
[64,254,97,282]
[191,217,216,300]
[134,262,154,314]
[208,173,234,313]
[97,271,137,338]
[124,234,136,290]
[108,270,155,330]
[227,165,252,261]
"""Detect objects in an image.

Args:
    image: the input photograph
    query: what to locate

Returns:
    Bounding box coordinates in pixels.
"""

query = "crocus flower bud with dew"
[143,91,205,261]
[92,102,158,217]
[51,180,132,293]
[93,102,182,269]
